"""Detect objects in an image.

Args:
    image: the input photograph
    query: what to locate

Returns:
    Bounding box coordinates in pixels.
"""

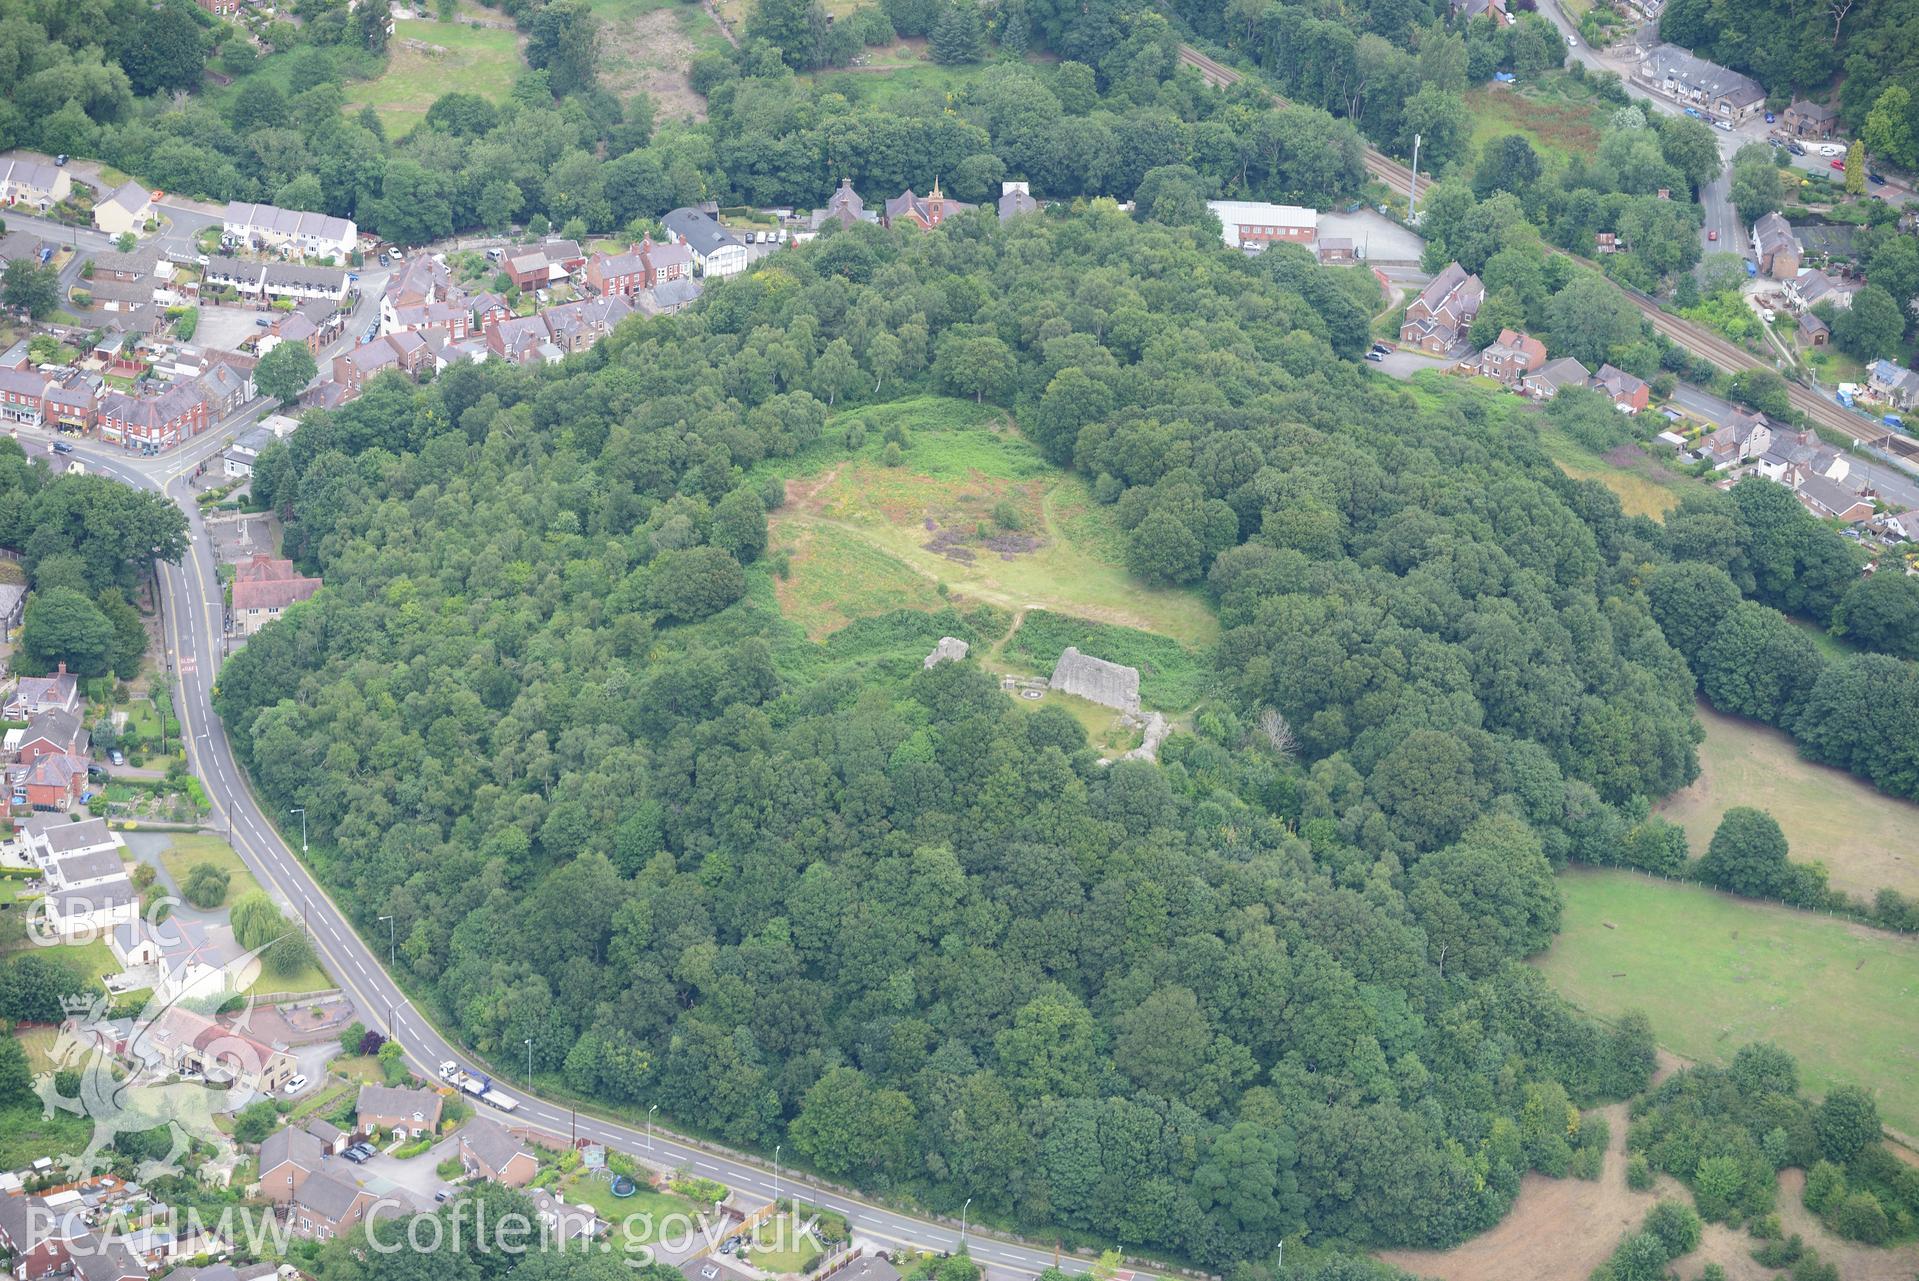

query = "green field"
[1463,79,1611,174]
[1540,429,1692,521]
[0,1105,91,1171]
[1536,869,1919,1137]
[1658,701,1919,901]
[591,0,731,120]
[764,398,1218,651]
[343,19,527,135]
[1003,609,1207,710]
[157,833,263,909]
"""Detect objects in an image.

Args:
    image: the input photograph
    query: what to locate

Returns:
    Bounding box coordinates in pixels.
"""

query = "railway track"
[1176,43,1919,458]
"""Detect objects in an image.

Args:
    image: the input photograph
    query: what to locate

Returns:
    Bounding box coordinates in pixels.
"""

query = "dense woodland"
[213,211,1703,1263]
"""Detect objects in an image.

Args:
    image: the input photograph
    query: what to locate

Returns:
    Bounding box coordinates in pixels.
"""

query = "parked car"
[434,1191,450,1203]
[1684,108,1703,120]
[1364,351,1385,362]
[1714,119,1733,131]
[1787,142,1806,156]
[1708,229,1718,241]
[1765,111,1776,123]
[255,317,270,327]
[1831,158,1846,170]
[52,440,73,454]
[1869,172,1887,185]
[109,749,125,766]
[1817,143,1846,157]
[284,1075,309,1095]
[54,154,68,166]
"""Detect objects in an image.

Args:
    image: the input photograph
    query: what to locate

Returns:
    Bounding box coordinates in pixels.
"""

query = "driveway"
[1374,349,1456,379]
[194,305,271,355]
[352,1136,460,1213]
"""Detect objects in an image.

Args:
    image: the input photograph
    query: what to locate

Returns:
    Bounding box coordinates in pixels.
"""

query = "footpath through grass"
[1536,868,1919,1137]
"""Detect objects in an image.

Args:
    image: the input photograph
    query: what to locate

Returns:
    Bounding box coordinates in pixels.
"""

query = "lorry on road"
[438,1061,521,1113]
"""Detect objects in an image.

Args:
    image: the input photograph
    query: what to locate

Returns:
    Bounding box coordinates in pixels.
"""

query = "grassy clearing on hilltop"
[1658,701,1919,900]
[342,19,526,135]
[1463,78,1611,174]
[1003,610,1207,711]
[590,0,732,121]
[1535,868,1919,1137]
[763,396,1218,650]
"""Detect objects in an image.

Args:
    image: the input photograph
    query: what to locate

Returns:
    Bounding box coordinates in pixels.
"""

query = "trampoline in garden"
[609,1176,638,1198]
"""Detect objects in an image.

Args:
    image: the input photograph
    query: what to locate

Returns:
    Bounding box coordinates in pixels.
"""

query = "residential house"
[1592,363,1650,412]
[1463,328,1547,386]
[0,367,46,425]
[43,376,101,435]
[638,277,701,317]
[1523,356,1592,400]
[68,1239,144,1281]
[13,709,89,769]
[1636,44,1766,121]
[1317,237,1357,264]
[1594,231,1620,254]
[458,1119,538,1187]
[469,293,512,333]
[1753,427,1831,481]
[583,237,692,299]
[527,1189,603,1244]
[126,1004,296,1092]
[92,181,154,238]
[0,338,27,370]
[356,1084,444,1138]
[305,1118,349,1156]
[229,553,322,636]
[88,249,158,284]
[223,202,357,261]
[0,231,55,276]
[486,314,560,365]
[87,277,160,314]
[1797,310,1830,347]
[680,1256,757,1281]
[380,258,454,331]
[809,178,877,233]
[882,182,974,233]
[832,1258,903,1281]
[262,311,321,361]
[1400,262,1484,355]
[7,662,80,717]
[224,424,277,478]
[663,209,749,278]
[21,816,123,867]
[1797,474,1874,522]
[331,332,432,396]
[1701,408,1775,468]
[259,1126,327,1204]
[0,1198,91,1281]
[503,240,586,293]
[0,158,73,211]
[1452,0,1513,22]
[1783,99,1839,139]
[1786,267,1850,312]
[542,296,632,355]
[384,300,473,343]
[98,381,213,452]
[39,876,138,936]
[1207,200,1318,251]
[288,1170,372,1241]
[259,262,349,303]
[1752,211,1802,279]
[196,360,253,420]
[1868,358,1919,410]
[997,180,1038,223]
[109,913,249,1004]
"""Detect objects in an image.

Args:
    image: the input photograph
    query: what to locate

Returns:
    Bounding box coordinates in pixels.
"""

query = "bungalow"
[1207,200,1317,252]
[1783,99,1839,139]
[1400,262,1484,355]
[6,662,79,717]
[1868,358,1919,410]
[1635,44,1765,121]
[1462,328,1546,386]
[1752,211,1801,280]
[1797,474,1874,523]
[223,202,357,261]
[504,240,586,293]
[0,367,46,425]
[662,209,748,278]
[356,1084,443,1138]
[88,249,158,284]
[229,553,322,636]
[0,158,73,211]
[528,1189,604,1244]
[87,277,159,314]
[1522,356,1592,400]
[92,182,154,238]
[458,1119,538,1187]
[1797,310,1830,347]
[1591,363,1650,412]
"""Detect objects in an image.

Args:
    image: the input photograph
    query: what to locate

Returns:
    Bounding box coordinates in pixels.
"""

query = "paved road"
[26,426,1104,1277]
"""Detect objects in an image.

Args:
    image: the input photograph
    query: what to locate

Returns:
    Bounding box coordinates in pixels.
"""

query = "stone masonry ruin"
[1048,647,1142,716]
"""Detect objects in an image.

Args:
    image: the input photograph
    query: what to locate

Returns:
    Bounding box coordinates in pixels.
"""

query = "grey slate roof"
[295,1169,365,1222]
[260,1124,325,1175]
[662,208,743,257]
[460,1117,530,1173]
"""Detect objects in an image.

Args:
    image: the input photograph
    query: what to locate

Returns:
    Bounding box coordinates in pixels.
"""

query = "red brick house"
[469,293,512,333]
[541,296,632,355]
[504,240,585,292]
[0,1200,90,1280]
[231,553,322,636]
[1400,262,1484,355]
[331,332,432,395]
[583,236,693,298]
[1462,328,1546,386]
[0,367,47,426]
[21,752,87,810]
[458,1119,538,1187]
[98,382,211,451]
[883,181,970,231]
[14,709,88,766]
[1592,363,1650,412]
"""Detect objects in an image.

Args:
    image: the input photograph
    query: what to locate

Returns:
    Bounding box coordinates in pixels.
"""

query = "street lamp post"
[773,1144,781,1203]
[524,1037,534,1083]
[377,914,395,967]
[960,1198,971,1249]
[289,807,307,855]
[647,1105,657,1152]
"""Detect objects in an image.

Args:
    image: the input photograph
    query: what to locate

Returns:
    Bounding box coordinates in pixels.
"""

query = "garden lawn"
[248,955,335,998]
[342,20,526,135]
[1536,868,1919,1138]
[157,834,262,909]
[559,1175,701,1244]
[16,1026,61,1074]
[1657,700,1919,901]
